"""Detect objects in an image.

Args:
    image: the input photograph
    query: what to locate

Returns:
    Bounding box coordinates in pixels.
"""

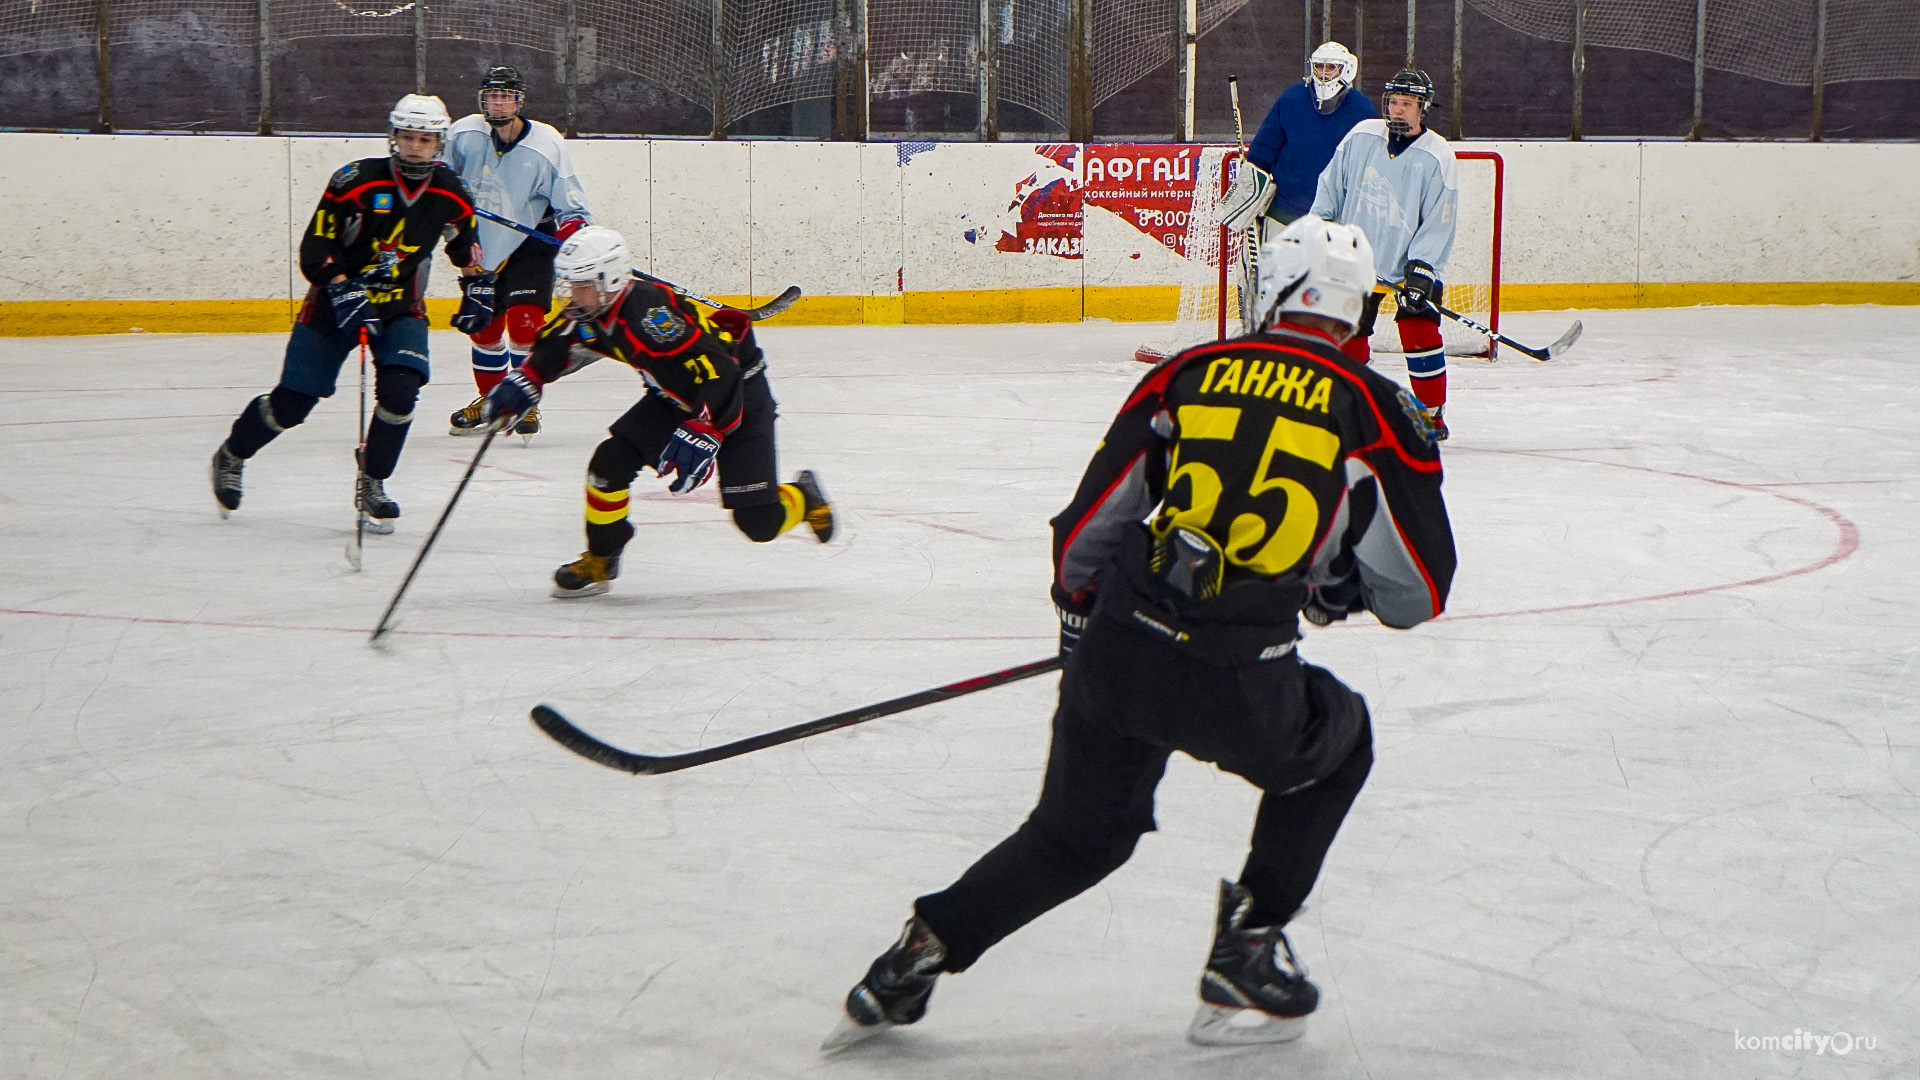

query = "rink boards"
[0,135,1916,334]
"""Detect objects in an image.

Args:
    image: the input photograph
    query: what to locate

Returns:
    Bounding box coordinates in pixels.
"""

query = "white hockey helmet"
[388,93,451,178]
[555,226,633,314]
[1307,41,1359,105]
[1250,215,1375,336]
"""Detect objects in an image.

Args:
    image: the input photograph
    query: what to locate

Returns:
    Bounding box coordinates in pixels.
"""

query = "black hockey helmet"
[479,64,526,125]
[1383,68,1435,108]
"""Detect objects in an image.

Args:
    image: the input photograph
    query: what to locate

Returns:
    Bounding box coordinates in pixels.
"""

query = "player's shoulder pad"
[447,113,492,137]
[328,159,373,191]
[517,120,575,172]
[619,280,697,346]
[1349,117,1391,140]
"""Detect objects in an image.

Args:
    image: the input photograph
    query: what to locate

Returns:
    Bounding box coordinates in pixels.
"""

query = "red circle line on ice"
[1438,448,1860,622]
[0,452,1859,640]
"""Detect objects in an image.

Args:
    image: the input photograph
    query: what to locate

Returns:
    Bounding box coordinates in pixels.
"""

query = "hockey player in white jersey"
[444,64,592,439]
[1308,68,1458,438]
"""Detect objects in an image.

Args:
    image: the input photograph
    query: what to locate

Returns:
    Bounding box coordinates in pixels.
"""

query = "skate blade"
[345,537,362,571]
[550,581,611,599]
[820,1014,892,1054]
[1186,1003,1308,1046]
[360,517,396,536]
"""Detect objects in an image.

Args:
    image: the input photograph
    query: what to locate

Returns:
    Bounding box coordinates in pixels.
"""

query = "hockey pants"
[914,614,1374,973]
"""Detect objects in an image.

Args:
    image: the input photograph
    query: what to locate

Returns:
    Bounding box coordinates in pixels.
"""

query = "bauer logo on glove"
[658,418,722,494]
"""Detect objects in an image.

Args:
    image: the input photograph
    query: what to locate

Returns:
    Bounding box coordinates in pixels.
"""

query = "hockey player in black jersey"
[209,94,486,530]
[828,215,1457,1050]
[478,225,835,597]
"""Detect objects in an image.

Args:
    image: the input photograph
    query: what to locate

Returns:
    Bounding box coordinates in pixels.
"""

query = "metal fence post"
[1406,0,1416,65]
[1354,0,1363,75]
[832,0,867,140]
[1176,0,1196,140]
[709,0,726,138]
[257,0,272,134]
[1689,0,1704,139]
[1322,0,1331,45]
[413,0,427,93]
[977,0,997,140]
[1570,0,1585,139]
[1810,0,1826,140]
[1069,0,1093,141]
[1303,0,1312,71]
[94,0,112,132]
[1450,0,1463,138]
[563,0,579,136]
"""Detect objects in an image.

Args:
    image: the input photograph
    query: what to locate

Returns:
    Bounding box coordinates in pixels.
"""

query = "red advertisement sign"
[968,144,1225,262]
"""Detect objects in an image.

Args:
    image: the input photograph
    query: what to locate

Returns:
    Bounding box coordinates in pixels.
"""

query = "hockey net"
[1136,149,1504,362]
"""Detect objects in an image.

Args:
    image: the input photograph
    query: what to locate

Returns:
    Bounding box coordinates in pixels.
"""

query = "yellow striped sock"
[776,484,805,535]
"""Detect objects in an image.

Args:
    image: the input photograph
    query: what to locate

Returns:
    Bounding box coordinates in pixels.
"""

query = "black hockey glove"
[1302,576,1367,627]
[658,419,723,494]
[1398,260,1440,316]
[481,369,542,429]
[451,271,498,335]
[325,278,380,338]
[1052,584,1092,656]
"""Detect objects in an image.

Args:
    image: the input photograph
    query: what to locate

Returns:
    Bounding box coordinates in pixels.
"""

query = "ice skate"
[821,916,946,1053]
[791,469,835,543]
[1187,880,1317,1046]
[1429,405,1449,441]
[513,405,541,444]
[210,442,244,517]
[356,474,399,535]
[552,551,619,598]
[449,396,488,436]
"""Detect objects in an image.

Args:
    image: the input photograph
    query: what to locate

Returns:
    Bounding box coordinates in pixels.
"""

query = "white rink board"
[1,308,1916,1078]
[3,136,1920,308]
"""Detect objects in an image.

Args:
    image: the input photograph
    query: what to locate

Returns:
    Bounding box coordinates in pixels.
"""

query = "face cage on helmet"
[478,88,525,114]
[557,266,626,319]
[389,129,445,179]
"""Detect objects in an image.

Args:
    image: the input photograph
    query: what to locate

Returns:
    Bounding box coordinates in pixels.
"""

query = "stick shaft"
[369,428,495,641]
[471,207,798,320]
[532,655,1064,775]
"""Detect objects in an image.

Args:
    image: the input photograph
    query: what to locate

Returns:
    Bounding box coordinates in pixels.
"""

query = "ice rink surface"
[2,307,1916,1079]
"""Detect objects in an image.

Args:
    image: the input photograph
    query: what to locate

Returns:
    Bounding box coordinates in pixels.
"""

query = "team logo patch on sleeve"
[639,305,690,345]
[329,162,360,190]
[1396,388,1439,445]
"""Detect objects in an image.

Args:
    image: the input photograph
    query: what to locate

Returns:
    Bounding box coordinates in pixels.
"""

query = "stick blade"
[531,704,665,774]
[1546,319,1584,359]
[748,285,804,321]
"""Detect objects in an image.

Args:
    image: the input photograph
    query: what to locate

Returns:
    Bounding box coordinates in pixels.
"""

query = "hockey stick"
[469,207,803,321]
[531,655,1065,775]
[346,329,369,570]
[368,427,497,642]
[1377,279,1583,361]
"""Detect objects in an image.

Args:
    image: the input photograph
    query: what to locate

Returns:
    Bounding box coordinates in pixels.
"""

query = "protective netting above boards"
[1,0,1916,133]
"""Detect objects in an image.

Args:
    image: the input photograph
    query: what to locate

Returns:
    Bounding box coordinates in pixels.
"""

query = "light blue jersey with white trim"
[1308,119,1459,284]
[445,115,591,271]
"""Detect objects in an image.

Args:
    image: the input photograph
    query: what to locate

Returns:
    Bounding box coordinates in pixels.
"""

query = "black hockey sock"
[732,502,788,543]
[363,367,424,479]
[226,386,317,458]
[586,519,635,558]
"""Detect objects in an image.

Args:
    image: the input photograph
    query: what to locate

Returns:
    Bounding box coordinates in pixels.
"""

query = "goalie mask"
[388,93,451,181]
[1306,42,1358,111]
[1250,216,1375,336]
[555,226,633,318]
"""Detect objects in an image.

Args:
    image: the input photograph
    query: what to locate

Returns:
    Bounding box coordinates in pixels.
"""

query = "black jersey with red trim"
[524,280,748,435]
[297,156,481,324]
[1051,323,1456,629]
